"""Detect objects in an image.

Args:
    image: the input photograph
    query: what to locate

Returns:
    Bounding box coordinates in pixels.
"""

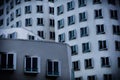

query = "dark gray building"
[0,39,72,80]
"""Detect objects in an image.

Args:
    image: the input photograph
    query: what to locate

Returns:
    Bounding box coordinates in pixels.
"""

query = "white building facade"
[54,0,120,80]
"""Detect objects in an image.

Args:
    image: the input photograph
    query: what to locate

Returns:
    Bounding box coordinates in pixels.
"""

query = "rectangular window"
[79,12,87,22]
[48,0,54,3]
[25,0,31,2]
[82,42,91,53]
[6,17,9,26]
[96,24,105,34]
[93,0,101,4]
[115,41,120,51]
[113,25,120,35]
[80,27,89,37]
[28,35,34,40]
[36,5,43,13]
[49,19,54,27]
[58,19,64,29]
[25,5,32,14]
[50,31,55,40]
[71,45,78,55]
[103,74,112,80]
[57,5,64,15]
[49,7,54,14]
[75,77,83,80]
[0,52,16,70]
[47,59,61,76]
[101,57,110,67]
[85,58,93,69]
[25,18,32,26]
[69,29,77,40]
[67,0,75,11]
[0,9,4,16]
[0,19,3,26]
[37,18,44,26]
[110,10,118,19]
[68,15,75,25]
[118,57,120,68]
[58,33,65,42]
[98,40,107,50]
[10,12,14,21]
[16,8,21,17]
[16,20,21,27]
[72,61,80,71]
[87,75,96,80]
[16,0,21,5]
[108,0,116,5]
[8,32,17,39]
[0,34,5,38]
[10,0,14,9]
[37,31,44,39]
[78,0,86,7]
[94,9,103,19]
[24,56,40,73]
[6,6,9,14]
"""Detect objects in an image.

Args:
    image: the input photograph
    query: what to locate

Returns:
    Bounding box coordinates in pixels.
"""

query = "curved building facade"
[0,0,55,41]
[55,0,120,80]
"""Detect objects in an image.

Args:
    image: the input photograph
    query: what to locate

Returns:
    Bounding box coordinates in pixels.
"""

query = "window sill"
[85,67,94,69]
[83,50,91,53]
[97,32,105,35]
[79,4,86,7]
[81,34,89,37]
[93,2,102,4]
[101,65,110,68]
[79,19,87,22]
[99,48,108,51]
[95,16,103,19]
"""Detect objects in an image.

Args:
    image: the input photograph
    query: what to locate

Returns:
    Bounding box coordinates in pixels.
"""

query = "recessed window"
[36,5,43,13]
[87,75,96,80]
[24,56,40,73]
[37,18,44,26]
[80,27,89,37]
[0,19,3,26]
[101,57,110,67]
[57,5,64,15]
[58,33,65,42]
[103,74,112,80]
[108,0,116,5]
[93,0,101,4]
[0,0,4,6]
[49,7,54,14]
[25,5,32,14]
[82,42,91,53]
[25,18,32,26]
[50,31,55,40]
[28,35,34,40]
[0,9,4,16]
[38,31,44,39]
[47,59,61,77]
[72,61,80,71]
[16,0,21,5]
[0,34,5,38]
[79,12,87,22]
[10,0,14,9]
[98,40,107,51]
[16,8,21,17]
[10,12,14,21]
[69,29,77,40]
[6,17,9,26]
[67,0,75,11]
[110,10,118,20]
[96,24,105,34]
[78,0,87,7]
[48,0,54,3]
[118,57,120,68]
[113,25,120,35]
[84,58,94,69]
[25,0,31,2]
[75,77,83,80]
[68,15,75,25]
[8,32,17,39]
[16,20,22,27]
[71,45,78,55]
[94,9,103,19]
[49,19,54,27]
[6,6,9,14]
[58,19,64,29]
[115,41,120,51]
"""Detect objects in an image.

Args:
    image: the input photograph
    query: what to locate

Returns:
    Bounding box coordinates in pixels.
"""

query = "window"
[24,56,40,73]
[6,17,9,26]
[108,0,116,5]
[101,57,110,67]
[49,19,54,27]
[25,5,32,14]
[58,19,64,29]
[58,33,65,42]
[28,35,34,40]
[0,34,5,38]
[115,41,120,51]
[49,7,54,14]
[113,25,120,35]
[0,0,4,6]
[94,9,103,19]
[16,8,21,17]
[48,0,54,3]
[0,19,3,26]
[80,27,89,37]
[10,0,14,9]
[78,0,87,7]
[50,31,55,40]
[85,58,93,69]
[16,0,21,5]
[69,30,77,40]
[37,18,44,26]
[79,12,87,22]
[87,75,96,80]
[72,61,80,71]
[6,6,9,14]
[98,40,107,50]
[25,0,31,2]
[16,20,22,27]
[0,52,16,70]
[57,5,64,15]
[10,12,14,21]
[25,18,32,26]
[75,77,83,80]
[103,74,112,80]
[71,45,78,55]
[110,10,118,19]
[93,0,101,4]
[47,59,61,76]
[68,15,75,25]
[67,0,75,11]
[0,9,4,16]
[82,42,91,53]
[38,31,44,39]
[36,5,43,13]
[5,0,10,3]
[8,32,17,39]
[118,57,120,68]
[11,24,15,28]
[96,24,105,34]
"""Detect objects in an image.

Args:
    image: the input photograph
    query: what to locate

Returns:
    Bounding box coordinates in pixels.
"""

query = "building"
[0,0,55,41]
[54,0,120,80]
[0,39,72,80]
